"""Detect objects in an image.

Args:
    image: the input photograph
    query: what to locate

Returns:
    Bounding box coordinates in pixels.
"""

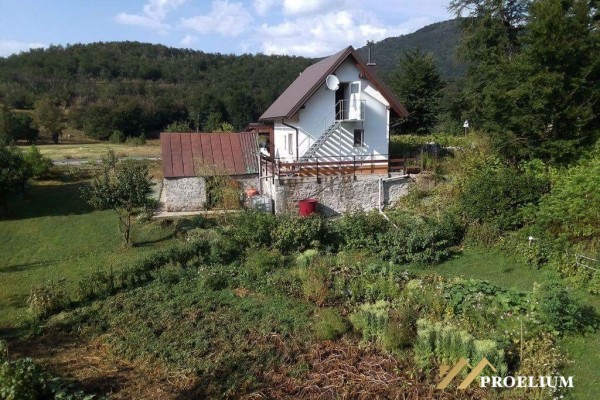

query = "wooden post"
[353,156,356,181]
[316,157,319,181]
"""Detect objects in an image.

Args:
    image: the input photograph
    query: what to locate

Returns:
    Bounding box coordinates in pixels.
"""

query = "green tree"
[0,145,31,213]
[82,151,154,244]
[451,0,599,162]
[32,98,65,143]
[390,48,445,133]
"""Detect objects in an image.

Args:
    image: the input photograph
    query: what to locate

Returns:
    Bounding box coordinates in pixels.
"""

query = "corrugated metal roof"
[259,46,408,121]
[161,132,259,178]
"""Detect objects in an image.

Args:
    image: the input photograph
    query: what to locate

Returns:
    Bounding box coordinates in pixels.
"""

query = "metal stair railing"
[297,100,344,157]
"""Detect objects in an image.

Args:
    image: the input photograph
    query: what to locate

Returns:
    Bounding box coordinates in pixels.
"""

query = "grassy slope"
[0,179,176,329]
[413,247,600,400]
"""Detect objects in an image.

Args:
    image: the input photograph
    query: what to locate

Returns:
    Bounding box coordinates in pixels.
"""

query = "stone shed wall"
[261,175,411,216]
[164,177,206,212]
[164,174,258,212]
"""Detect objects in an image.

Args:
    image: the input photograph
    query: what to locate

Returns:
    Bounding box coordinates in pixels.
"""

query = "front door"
[349,81,361,120]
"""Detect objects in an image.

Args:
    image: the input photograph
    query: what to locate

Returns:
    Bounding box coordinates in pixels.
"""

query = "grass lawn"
[0,178,177,330]
[408,247,600,400]
[31,140,161,161]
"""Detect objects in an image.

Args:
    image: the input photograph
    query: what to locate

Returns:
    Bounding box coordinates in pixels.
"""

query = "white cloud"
[115,0,186,31]
[253,0,278,16]
[258,10,417,57]
[282,0,345,16]
[181,1,253,37]
[0,40,47,57]
[180,34,197,46]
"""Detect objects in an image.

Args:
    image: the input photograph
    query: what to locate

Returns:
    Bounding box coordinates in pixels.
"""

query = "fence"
[261,154,421,180]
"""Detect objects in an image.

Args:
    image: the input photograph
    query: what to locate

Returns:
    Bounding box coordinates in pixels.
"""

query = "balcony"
[335,99,366,122]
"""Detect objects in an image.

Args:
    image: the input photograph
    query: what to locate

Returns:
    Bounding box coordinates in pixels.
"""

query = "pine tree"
[391,48,445,134]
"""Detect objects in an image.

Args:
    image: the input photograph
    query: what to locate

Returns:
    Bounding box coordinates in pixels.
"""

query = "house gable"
[260,46,408,121]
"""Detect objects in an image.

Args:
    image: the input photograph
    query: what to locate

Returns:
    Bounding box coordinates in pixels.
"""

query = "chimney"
[366,40,376,67]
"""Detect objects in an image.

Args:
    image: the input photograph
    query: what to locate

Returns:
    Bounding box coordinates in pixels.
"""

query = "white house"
[258,46,412,215]
[259,46,408,170]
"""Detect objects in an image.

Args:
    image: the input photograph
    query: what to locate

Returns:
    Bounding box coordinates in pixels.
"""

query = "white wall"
[273,59,390,162]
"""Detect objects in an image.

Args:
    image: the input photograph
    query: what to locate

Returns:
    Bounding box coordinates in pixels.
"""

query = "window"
[287,133,294,155]
[353,129,364,147]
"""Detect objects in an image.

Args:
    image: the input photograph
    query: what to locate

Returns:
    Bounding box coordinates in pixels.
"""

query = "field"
[33,140,162,161]
[0,176,177,329]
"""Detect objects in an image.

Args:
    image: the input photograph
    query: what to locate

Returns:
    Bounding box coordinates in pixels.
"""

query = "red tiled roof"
[161,132,259,178]
[260,46,408,121]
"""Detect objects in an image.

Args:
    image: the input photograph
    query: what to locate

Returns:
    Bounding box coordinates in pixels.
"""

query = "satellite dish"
[325,74,340,91]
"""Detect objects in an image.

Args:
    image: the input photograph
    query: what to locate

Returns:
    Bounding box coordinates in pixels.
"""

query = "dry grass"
[247,339,490,400]
[31,140,161,161]
[8,332,198,399]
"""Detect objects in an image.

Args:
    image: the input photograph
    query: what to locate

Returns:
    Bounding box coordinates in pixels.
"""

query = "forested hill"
[357,19,464,80]
[0,19,463,139]
[0,42,313,137]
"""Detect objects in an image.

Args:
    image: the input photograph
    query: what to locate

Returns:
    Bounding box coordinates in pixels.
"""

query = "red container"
[298,198,318,216]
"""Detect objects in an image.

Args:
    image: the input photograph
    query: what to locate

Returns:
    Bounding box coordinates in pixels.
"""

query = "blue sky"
[0,0,453,58]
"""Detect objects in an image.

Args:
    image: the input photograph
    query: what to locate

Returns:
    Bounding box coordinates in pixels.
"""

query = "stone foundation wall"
[261,175,411,216]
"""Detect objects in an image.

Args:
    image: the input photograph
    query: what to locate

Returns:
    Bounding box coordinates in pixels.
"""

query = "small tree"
[390,48,445,134]
[0,145,31,213]
[32,97,65,143]
[82,151,153,245]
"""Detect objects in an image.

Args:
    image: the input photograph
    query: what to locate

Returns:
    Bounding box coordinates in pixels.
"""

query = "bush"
[532,281,598,334]
[109,130,125,143]
[0,342,100,400]
[231,211,277,248]
[336,211,389,250]
[273,215,326,253]
[23,145,52,179]
[313,308,348,340]
[535,150,600,244]
[376,212,464,265]
[125,133,146,146]
[459,162,549,231]
[27,280,67,319]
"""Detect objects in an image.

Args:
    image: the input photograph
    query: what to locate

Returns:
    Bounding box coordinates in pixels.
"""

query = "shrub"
[459,162,549,231]
[273,215,326,253]
[376,212,464,265]
[0,342,100,400]
[231,211,277,248]
[109,130,125,143]
[125,133,146,146]
[23,146,52,179]
[313,308,348,340]
[336,211,389,250]
[532,281,597,334]
[27,280,67,319]
[535,150,600,244]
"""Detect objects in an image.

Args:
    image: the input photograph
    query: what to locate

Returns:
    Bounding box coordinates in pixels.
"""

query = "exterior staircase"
[301,121,341,161]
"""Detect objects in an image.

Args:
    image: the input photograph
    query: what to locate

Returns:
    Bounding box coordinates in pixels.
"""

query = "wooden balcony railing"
[260,155,420,180]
